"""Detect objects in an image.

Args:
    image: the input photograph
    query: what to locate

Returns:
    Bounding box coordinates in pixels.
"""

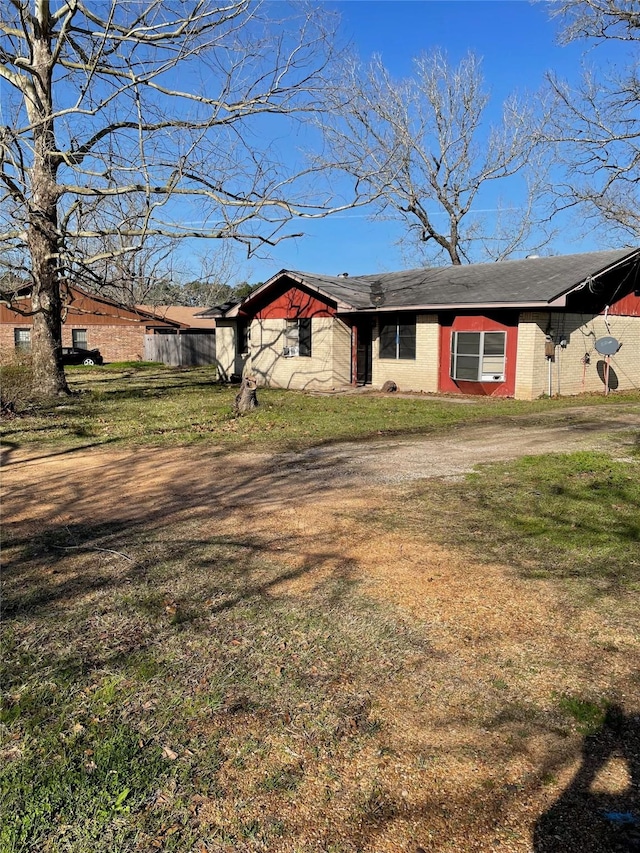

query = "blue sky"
[225,0,624,285]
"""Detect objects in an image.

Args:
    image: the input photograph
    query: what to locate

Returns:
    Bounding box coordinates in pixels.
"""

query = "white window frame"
[450,330,506,382]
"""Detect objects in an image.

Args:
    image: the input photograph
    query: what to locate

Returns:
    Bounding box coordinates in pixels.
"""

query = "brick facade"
[61,323,148,362]
[515,311,640,399]
[373,314,440,393]
[250,317,344,390]
[0,286,177,364]
[212,258,640,400]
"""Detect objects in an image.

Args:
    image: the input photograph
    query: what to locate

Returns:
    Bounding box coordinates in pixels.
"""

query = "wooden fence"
[144,334,216,367]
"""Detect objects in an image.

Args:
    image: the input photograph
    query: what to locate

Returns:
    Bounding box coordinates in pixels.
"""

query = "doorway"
[355,321,374,385]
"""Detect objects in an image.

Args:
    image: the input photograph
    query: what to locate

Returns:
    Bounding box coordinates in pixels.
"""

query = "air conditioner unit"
[481,373,504,382]
[283,345,299,357]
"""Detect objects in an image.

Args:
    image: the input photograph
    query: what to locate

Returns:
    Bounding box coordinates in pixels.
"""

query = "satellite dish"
[595,336,621,356]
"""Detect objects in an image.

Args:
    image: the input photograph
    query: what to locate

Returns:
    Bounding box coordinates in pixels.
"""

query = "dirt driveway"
[3,404,639,522]
[2,404,638,853]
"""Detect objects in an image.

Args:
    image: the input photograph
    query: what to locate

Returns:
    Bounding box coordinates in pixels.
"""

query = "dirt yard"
[2,406,638,852]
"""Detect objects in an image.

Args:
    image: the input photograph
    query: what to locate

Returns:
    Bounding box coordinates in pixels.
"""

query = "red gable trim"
[605,292,640,317]
[254,285,336,319]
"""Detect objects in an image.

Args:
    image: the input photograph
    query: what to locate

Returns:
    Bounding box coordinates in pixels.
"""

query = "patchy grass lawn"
[2,363,639,451]
[381,451,640,595]
[2,438,638,852]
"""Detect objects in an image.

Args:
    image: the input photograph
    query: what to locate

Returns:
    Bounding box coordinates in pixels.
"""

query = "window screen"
[284,318,312,357]
[451,331,506,381]
[72,329,88,348]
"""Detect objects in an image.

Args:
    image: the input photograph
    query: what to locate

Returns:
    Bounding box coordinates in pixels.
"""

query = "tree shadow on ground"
[533,706,640,852]
[1,515,354,621]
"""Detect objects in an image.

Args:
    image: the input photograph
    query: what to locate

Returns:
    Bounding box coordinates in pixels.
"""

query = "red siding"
[254,286,335,319]
[0,288,176,327]
[64,291,148,325]
[439,314,518,397]
[606,291,640,317]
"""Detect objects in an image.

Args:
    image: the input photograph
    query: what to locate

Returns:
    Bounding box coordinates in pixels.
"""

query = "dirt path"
[2,405,638,853]
[2,406,638,524]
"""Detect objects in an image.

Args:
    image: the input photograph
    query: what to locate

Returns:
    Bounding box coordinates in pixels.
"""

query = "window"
[284,318,311,357]
[379,314,416,360]
[450,331,506,381]
[72,328,88,348]
[237,320,250,356]
[14,329,31,351]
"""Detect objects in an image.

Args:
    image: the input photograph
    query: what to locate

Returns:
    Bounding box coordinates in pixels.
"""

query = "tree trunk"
[234,377,259,414]
[26,3,69,397]
[29,250,68,397]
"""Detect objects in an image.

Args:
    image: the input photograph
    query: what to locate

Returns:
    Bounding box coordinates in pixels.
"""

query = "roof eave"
[551,247,640,302]
[339,297,567,313]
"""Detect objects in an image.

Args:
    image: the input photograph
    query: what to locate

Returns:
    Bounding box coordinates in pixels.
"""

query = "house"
[203,248,640,399]
[0,286,180,363]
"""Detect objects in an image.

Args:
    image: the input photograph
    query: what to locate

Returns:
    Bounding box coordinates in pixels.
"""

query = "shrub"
[0,354,34,412]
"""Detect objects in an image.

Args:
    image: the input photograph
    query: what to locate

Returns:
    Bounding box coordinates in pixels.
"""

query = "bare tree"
[548,0,640,42]
[67,196,178,305]
[70,198,244,307]
[545,0,640,239]
[319,50,552,266]
[0,1,344,396]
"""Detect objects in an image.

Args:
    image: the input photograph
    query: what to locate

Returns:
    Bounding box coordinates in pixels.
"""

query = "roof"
[224,248,640,315]
[195,299,241,319]
[1,284,180,328]
[136,305,216,329]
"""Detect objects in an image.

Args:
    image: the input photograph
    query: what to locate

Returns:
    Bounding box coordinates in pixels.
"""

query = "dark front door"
[356,321,373,385]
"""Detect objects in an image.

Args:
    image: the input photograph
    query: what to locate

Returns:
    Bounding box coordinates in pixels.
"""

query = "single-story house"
[202,248,640,399]
[0,286,181,363]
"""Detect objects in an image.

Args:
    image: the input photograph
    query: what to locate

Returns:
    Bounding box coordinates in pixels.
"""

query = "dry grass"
[2,440,638,853]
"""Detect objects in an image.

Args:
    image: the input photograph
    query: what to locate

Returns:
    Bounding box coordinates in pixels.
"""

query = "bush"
[0,354,34,412]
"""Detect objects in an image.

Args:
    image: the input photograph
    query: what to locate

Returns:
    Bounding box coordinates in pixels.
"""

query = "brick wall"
[373,314,440,392]
[214,321,237,380]
[62,324,146,362]
[250,317,347,390]
[515,312,640,399]
[331,318,352,386]
[0,325,24,362]
[1,321,148,364]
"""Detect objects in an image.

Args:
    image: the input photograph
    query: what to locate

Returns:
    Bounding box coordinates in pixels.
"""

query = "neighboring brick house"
[203,248,640,399]
[0,286,179,363]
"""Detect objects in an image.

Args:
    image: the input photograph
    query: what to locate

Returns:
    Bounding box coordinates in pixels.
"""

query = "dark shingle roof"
[285,249,639,311]
[195,299,241,318]
[215,248,639,317]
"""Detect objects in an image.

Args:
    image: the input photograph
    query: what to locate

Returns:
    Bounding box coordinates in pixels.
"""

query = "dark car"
[61,346,104,366]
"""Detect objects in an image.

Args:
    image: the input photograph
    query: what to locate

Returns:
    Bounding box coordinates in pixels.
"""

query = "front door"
[355,321,373,385]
